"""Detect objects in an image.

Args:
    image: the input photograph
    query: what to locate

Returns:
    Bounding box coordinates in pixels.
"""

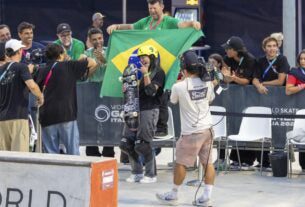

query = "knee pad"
[134,140,153,162]
[119,137,138,160]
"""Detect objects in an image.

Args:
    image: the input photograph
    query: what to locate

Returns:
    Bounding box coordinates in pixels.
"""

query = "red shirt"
[287,74,305,85]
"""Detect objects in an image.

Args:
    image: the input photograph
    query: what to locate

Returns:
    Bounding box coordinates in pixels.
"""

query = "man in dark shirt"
[252,36,290,168]
[36,43,96,155]
[18,22,46,131]
[222,36,256,85]
[0,39,43,152]
[18,22,45,64]
[221,36,257,168]
[253,36,290,94]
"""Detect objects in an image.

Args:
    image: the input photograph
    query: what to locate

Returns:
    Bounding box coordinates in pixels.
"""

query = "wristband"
[144,73,150,77]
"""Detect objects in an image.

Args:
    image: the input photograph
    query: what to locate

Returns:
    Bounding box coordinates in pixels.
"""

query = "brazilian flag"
[101,28,203,97]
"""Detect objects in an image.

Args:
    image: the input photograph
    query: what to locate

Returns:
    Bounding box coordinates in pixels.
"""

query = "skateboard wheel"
[132,81,137,86]
[132,112,138,117]
[131,75,136,80]
[119,77,123,82]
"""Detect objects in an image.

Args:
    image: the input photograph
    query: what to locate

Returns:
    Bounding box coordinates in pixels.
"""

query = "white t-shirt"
[170,77,215,135]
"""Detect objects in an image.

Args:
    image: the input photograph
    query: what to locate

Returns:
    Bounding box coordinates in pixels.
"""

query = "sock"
[201,184,213,201]
[171,184,179,197]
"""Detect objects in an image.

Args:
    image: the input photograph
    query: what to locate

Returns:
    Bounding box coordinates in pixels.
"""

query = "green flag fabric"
[101,28,203,97]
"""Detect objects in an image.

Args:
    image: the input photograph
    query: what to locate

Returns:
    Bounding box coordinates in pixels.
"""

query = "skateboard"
[119,63,140,131]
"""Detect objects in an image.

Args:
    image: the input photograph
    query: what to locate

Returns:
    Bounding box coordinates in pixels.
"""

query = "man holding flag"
[107,0,201,137]
[107,0,201,33]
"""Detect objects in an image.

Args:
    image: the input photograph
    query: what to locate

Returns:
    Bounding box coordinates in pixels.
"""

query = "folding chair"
[286,109,305,178]
[225,106,272,175]
[153,107,176,162]
[210,106,227,173]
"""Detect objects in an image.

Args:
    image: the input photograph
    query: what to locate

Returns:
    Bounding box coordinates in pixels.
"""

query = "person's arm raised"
[107,24,134,34]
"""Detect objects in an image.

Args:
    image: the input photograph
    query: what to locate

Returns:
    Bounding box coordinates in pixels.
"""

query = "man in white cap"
[0,39,44,152]
[92,12,105,30]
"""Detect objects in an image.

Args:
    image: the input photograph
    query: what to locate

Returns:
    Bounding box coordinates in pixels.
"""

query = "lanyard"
[149,17,162,30]
[235,57,244,74]
[300,67,305,76]
[0,62,15,81]
[238,57,244,67]
[262,57,277,80]
[42,62,58,92]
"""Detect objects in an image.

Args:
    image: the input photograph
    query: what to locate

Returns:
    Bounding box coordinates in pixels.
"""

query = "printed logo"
[95,105,111,122]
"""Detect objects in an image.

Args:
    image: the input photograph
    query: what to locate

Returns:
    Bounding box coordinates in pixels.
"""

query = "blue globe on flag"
[128,49,142,79]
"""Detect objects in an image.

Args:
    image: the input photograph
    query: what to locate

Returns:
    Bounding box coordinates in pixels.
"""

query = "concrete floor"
[81,147,305,207]
[116,148,305,207]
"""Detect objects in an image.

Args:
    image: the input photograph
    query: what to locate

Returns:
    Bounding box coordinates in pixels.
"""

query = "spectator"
[252,36,289,169]
[36,43,96,155]
[0,24,11,42]
[208,53,224,86]
[17,21,45,64]
[253,36,289,94]
[270,32,284,49]
[107,0,201,137]
[221,36,256,169]
[120,45,165,183]
[156,50,215,206]
[0,39,43,152]
[54,23,85,60]
[18,21,46,130]
[286,50,305,171]
[91,12,105,30]
[86,12,106,48]
[83,28,114,158]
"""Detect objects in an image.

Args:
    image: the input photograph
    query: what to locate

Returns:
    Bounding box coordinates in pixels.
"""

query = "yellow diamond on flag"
[111,38,176,74]
[186,0,199,6]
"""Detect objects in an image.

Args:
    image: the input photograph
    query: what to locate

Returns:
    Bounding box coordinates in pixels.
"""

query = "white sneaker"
[126,174,143,183]
[156,191,178,206]
[192,197,212,207]
[139,176,157,184]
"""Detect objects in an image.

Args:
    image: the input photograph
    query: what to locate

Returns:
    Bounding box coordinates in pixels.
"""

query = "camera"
[205,62,224,82]
[25,48,45,65]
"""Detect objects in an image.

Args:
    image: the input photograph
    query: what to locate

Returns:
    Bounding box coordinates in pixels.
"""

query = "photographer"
[156,50,215,206]
[0,39,43,152]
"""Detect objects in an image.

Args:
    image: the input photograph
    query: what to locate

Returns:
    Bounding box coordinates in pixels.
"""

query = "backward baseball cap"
[92,12,105,21]
[5,39,26,52]
[57,23,71,34]
[182,50,199,68]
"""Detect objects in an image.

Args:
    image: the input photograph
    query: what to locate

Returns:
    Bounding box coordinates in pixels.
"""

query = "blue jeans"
[42,121,80,155]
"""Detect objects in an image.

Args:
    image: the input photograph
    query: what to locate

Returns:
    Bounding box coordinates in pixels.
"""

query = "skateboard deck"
[120,64,140,131]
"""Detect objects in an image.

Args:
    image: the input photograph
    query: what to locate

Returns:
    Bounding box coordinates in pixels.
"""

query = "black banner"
[77,83,305,148]
[212,85,305,148]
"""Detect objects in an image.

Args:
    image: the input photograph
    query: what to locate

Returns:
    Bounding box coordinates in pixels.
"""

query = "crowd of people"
[1,0,305,206]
